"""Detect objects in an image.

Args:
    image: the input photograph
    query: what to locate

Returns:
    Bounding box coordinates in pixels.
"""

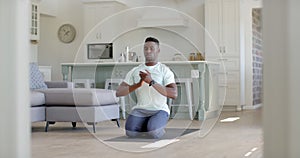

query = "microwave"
[87,43,113,61]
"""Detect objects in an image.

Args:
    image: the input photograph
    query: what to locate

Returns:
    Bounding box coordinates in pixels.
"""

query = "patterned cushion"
[30,63,48,90]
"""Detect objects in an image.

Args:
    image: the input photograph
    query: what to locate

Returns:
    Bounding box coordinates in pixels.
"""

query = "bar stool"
[171,78,194,120]
[105,79,126,119]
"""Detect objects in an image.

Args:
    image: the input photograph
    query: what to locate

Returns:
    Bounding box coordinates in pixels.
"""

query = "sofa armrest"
[45,81,74,88]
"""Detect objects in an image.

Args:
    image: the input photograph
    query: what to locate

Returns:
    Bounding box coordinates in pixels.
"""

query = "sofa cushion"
[30,63,48,90]
[31,106,46,122]
[31,91,45,106]
[38,88,119,106]
[45,81,73,88]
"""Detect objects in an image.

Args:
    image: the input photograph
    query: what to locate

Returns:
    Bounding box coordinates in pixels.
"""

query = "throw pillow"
[29,63,48,90]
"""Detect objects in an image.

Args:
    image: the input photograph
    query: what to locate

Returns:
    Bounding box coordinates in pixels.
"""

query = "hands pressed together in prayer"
[139,70,152,85]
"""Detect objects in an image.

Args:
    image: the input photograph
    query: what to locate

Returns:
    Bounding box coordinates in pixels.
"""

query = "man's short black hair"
[145,37,159,45]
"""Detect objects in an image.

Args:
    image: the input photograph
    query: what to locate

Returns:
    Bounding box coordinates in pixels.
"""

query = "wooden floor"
[31,108,263,158]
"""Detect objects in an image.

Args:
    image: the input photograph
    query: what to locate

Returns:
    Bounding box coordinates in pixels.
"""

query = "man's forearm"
[152,83,177,99]
[116,81,142,97]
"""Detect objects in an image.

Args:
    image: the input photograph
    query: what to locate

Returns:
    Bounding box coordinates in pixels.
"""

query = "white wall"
[39,0,58,17]
[263,0,300,157]
[30,44,38,62]
[113,28,199,62]
[287,1,300,156]
[0,0,31,157]
[77,4,206,63]
[38,0,84,81]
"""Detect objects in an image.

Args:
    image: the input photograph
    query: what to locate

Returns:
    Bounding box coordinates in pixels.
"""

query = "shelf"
[81,0,126,5]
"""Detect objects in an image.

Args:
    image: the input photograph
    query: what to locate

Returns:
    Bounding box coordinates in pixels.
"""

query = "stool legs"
[175,78,194,120]
[120,96,126,119]
[186,81,193,120]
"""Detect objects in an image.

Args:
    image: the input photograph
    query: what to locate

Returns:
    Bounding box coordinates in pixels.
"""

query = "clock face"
[57,24,76,43]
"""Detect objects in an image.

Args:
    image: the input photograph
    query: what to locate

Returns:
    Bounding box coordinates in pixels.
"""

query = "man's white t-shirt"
[123,62,175,115]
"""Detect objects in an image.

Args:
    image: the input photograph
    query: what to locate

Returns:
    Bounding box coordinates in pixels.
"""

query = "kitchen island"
[61,61,220,120]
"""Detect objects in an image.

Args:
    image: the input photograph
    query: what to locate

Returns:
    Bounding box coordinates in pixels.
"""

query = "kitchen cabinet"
[205,0,239,57]
[30,2,39,41]
[205,0,244,110]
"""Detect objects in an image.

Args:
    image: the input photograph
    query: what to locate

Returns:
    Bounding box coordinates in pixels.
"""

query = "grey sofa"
[31,90,46,122]
[30,81,73,122]
[30,63,120,133]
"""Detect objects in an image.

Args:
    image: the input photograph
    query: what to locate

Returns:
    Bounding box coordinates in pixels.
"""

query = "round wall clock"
[57,24,76,43]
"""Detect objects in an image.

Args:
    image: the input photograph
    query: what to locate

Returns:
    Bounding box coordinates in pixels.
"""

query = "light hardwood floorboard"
[32,109,263,158]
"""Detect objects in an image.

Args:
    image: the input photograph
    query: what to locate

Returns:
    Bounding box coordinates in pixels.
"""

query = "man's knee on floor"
[126,130,139,137]
[147,128,166,139]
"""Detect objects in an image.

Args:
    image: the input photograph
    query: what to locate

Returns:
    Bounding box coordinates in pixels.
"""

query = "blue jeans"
[125,109,169,139]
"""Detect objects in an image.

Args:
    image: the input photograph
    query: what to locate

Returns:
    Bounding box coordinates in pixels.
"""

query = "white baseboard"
[222,105,238,111]
[221,104,262,111]
[243,104,262,110]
